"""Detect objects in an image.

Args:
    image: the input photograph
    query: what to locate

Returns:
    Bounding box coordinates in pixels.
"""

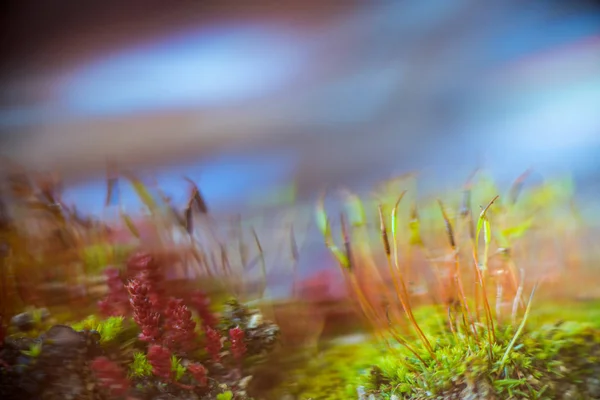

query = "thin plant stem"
[379,205,436,358]
[380,334,421,373]
[500,281,539,370]
[470,198,498,342]
[459,215,482,322]
[251,228,267,298]
[496,280,503,324]
[391,191,408,276]
[507,257,525,309]
[512,268,525,325]
[339,214,383,329]
[438,201,478,339]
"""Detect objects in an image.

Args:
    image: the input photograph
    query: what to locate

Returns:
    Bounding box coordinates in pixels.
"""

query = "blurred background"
[2,5,600,398]
[2,0,600,214]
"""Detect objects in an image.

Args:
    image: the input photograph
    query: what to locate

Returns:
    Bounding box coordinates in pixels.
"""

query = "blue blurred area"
[2,0,600,212]
[484,8,600,64]
[60,25,309,117]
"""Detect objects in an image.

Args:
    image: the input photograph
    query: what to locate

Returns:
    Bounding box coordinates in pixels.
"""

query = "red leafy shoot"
[91,356,130,398]
[205,327,223,363]
[229,326,247,366]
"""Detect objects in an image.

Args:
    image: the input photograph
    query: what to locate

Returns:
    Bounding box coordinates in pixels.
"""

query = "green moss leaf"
[130,352,152,378]
[96,316,124,343]
[22,342,42,358]
[216,391,233,400]
[71,315,100,332]
[120,212,140,238]
[171,356,186,381]
[501,217,533,241]
[124,173,159,212]
[408,218,423,246]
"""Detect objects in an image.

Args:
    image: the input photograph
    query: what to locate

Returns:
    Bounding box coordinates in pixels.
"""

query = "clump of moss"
[129,351,153,378]
[170,355,186,381]
[216,391,234,400]
[71,315,127,344]
[531,300,600,328]
[362,310,600,399]
[81,243,136,275]
[6,307,53,338]
[269,337,384,400]
[317,171,600,399]
[267,304,600,400]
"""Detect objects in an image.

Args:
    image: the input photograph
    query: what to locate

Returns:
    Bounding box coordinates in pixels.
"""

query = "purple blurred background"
[2,0,600,215]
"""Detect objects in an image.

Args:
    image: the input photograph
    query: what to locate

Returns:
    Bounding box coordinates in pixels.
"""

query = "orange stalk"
[379,205,436,358]
[438,200,478,338]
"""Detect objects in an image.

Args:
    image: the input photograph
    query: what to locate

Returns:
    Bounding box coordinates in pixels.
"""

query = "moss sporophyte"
[316,171,600,399]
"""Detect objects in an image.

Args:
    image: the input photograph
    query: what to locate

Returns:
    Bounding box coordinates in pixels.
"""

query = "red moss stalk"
[190,290,218,329]
[205,327,223,362]
[127,252,165,309]
[91,356,130,397]
[163,298,197,354]
[187,362,208,387]
[229,326,247,363]
[147,345,172,381]
[98,267,130,317]
[127,279,162,342]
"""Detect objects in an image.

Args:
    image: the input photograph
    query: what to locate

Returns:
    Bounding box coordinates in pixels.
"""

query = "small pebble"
[11,313,34,331]
[238,375,253,390]
[247,313,263,329]
[44,325,81,346]
[357,386,367,400]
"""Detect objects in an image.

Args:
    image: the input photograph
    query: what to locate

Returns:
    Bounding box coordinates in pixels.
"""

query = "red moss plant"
[147,344,207,391]
[91,356,130,398]
[191,290,225,363]
[229,326,247,368]
[187,363,208,387]
[127,279,162,343]
[190,290,218,329]
[163,297,197,354]
[127,252,165,309]
[97,250,230,390]
[98,267,130,317]
[205,326,223,363]
[147,345,172,381]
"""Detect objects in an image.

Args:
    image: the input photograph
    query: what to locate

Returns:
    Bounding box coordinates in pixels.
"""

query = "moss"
[21,342,43,358]
[363,308,600,399]
[530,300,600,328]
[170,355,186,381]
[71,315,127,344]
[70,315,100,332]
[81,243,134,275]
[269,289,600,398]
[270,337,383,400]
[129,351,153,378]
[216,391,234,400]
